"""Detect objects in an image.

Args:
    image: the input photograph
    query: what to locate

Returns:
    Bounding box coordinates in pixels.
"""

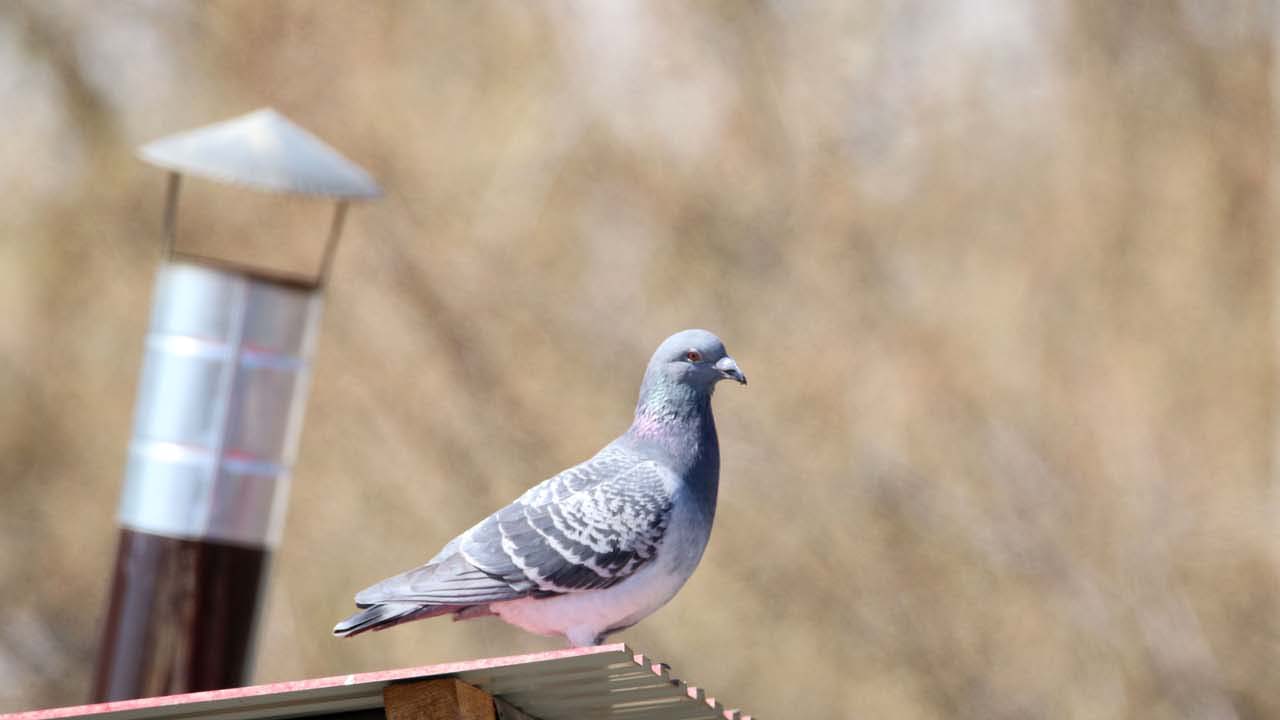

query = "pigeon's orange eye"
[685,350,702,362]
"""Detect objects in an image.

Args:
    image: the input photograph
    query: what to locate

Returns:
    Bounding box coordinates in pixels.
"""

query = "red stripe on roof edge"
[0,644,631,720]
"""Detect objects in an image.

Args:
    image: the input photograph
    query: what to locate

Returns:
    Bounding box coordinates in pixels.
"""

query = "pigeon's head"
[646,329,747,391]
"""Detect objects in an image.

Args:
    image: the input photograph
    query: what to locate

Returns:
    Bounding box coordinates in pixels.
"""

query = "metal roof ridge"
[0,644,756,720]
[0,645,631,720]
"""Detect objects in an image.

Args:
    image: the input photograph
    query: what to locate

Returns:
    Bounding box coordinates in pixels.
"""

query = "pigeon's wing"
[354,446,675,607]
[462,449,676,593]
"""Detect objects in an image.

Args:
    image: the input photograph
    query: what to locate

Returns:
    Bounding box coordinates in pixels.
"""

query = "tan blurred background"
[2,1,1279,718]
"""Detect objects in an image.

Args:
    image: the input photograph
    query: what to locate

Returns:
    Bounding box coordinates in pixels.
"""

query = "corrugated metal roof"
[0,645,752,720]
[138,109,382,199]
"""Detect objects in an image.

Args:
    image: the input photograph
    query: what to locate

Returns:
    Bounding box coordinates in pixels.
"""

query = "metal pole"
[93,108,379,701]
[92,262,322,701]
[161,172,181,260]
[317,201,348,288]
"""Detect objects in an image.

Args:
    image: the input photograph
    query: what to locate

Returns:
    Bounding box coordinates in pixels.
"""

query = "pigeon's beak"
[715,356,747,386]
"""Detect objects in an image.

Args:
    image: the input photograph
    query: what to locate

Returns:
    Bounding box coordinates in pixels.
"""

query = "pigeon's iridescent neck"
[631,405,712,441]
[629,410,705,441]
[629,378,720,498]
[632,377,713,431]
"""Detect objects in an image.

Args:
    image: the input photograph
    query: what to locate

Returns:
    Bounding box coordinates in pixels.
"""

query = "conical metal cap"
[138,108,381,199]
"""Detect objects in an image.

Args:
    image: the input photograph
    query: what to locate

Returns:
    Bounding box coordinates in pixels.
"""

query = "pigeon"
[333,329,747,647]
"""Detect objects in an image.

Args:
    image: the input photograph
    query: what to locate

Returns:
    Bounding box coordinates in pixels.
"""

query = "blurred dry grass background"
[2,1,1279,718]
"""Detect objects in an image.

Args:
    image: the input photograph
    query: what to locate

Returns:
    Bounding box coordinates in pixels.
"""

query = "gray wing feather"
[353,553,521,607]
[463,452,674,593]
[353,445,674,607]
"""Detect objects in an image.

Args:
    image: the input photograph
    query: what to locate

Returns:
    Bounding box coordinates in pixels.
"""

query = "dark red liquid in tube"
[91,529,270,702]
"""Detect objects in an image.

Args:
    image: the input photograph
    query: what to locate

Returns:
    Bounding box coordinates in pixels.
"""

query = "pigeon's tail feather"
[332,602,457,637]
